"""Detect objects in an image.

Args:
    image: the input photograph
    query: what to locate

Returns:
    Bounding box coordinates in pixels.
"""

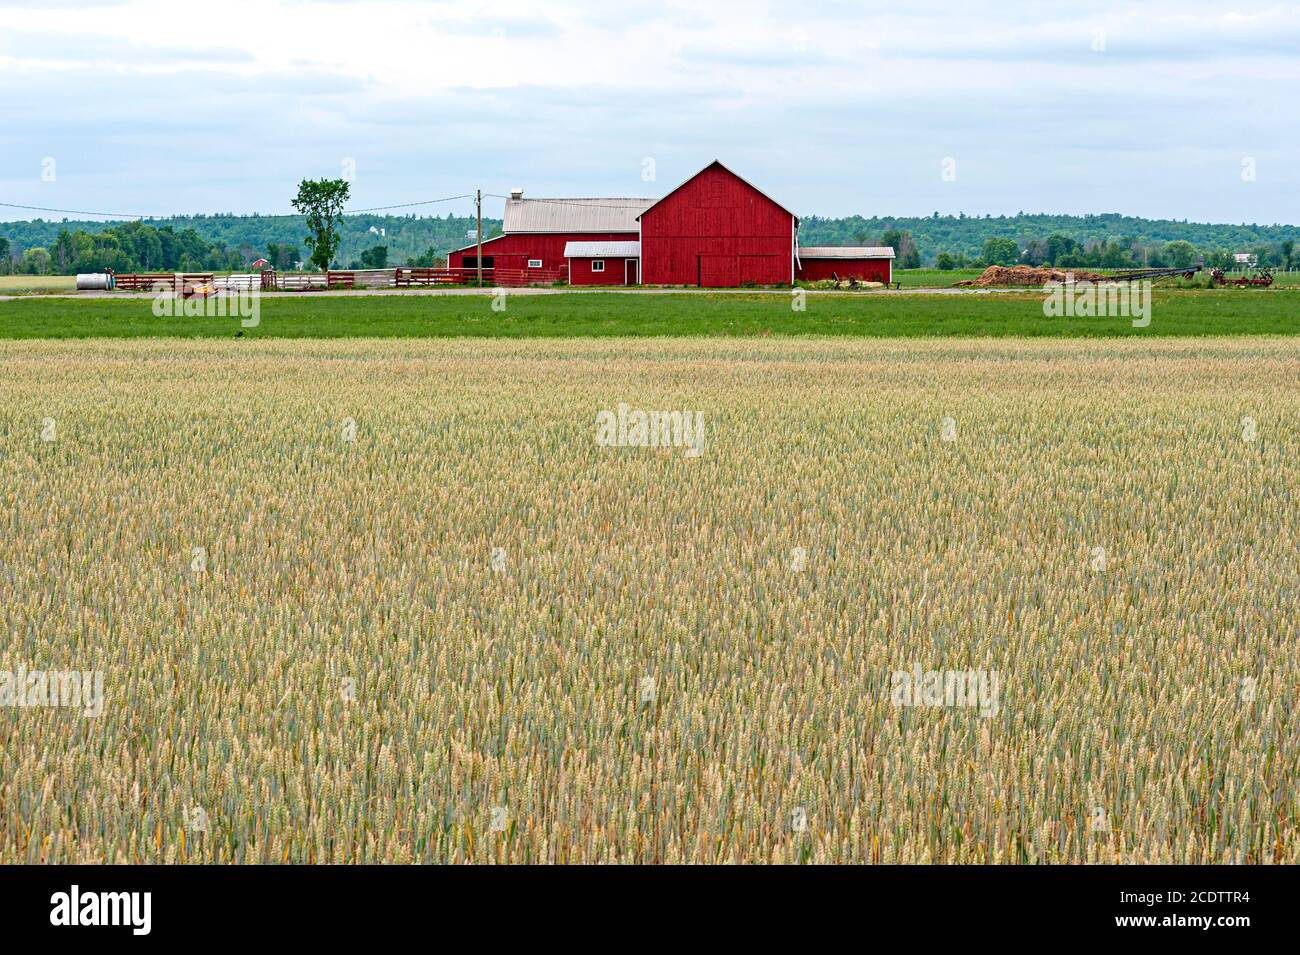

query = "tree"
[1281,240,1294,270]
[1020,238,1048,266]
[1163,240,1197,270]
[358,245,388,269]
[266,242,297,271]
[898,238,921,270]
[51,230,78,273]
[1100,239,1132,268]
[405,246,443,268]
[0,237,9,274]
[20,247,52,275]
[117,220,163,270]
[982,237,1019,266]
[291,178,351,271]
[1249,244,1274,268]
[935,252,957,271]
[880,227,921,269]
[1045,234,1079,266]
[1204,248,1234,270]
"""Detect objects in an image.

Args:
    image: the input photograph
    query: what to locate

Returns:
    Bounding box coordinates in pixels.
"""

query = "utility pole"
[475,189,483,288]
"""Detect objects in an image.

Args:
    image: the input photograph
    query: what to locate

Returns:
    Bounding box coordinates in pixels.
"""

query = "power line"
[0,193,477,221]
[0,200,158,220]
[344,194,474,214]
[0,192,660,221]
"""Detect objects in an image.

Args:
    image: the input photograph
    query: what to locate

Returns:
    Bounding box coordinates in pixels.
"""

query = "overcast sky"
[1,0,1296,223]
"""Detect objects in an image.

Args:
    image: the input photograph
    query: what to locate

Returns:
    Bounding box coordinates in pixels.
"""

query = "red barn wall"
[569,257,637,285]
[796,258,892,283]
[448,232,637,274]
[639,165,794,286]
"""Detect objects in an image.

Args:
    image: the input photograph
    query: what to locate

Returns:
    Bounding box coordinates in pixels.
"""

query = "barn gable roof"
[635,160,799,226]
[504,197,652,233]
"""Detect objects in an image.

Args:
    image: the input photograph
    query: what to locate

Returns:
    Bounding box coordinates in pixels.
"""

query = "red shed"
[564,241,640,285]
[796,246,894,284]
[637,161,798,287]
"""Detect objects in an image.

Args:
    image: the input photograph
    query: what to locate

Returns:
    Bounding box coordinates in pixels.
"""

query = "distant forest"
[1,210,1298,274]
[798,213,1300,271]
[0,213,504,275]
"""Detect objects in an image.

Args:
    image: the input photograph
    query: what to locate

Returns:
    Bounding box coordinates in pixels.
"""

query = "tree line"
[0,220,482,276]
[0,191,494,275]
[0,221,263,276]
[3,199,1297,275]
[933,235,1295,271]
[799,212,1300,270]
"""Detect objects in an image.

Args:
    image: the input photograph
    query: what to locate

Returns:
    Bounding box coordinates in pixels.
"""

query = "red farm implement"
[1211,268,1273,287]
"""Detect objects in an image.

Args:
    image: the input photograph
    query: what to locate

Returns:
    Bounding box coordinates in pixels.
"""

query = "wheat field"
[0,337,1296,864]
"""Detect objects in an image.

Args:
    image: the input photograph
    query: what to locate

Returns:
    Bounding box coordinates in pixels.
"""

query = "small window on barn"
[591,260,605,272]
[528,259,543,268]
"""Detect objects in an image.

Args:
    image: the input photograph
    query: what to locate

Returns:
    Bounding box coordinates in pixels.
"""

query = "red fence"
[489,267,566,287]
[396,266,566,287]
[110,272,214,292]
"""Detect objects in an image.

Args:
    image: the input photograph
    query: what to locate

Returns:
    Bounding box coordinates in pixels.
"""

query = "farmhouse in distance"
[447,160,895,287]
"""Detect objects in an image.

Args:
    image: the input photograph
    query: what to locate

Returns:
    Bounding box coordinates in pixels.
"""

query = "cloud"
[0,0,1296,223]
[437,15,563,38]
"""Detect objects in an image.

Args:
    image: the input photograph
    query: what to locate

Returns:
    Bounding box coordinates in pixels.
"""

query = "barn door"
[698,255,739,288]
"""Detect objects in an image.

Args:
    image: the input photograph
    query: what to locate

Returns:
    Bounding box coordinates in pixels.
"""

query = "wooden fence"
[488,267,567,287]
[274,273,326,291]
[395,267,462,287]
[106,266,569,293]
[110,272,214,292]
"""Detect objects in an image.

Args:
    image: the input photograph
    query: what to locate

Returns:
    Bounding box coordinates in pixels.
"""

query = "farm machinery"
[1104,265,1201,282]
[1211,268,1273,287]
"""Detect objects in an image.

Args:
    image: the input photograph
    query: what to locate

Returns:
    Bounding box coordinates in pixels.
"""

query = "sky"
[0,0,1297,224]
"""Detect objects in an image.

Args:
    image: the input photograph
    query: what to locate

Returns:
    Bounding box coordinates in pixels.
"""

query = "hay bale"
[956,265,1111,287]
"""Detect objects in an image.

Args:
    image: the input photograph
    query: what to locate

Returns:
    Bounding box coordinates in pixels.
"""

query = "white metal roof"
[563,241,641,258]
[504,197,652,233]
[798,246,895,259]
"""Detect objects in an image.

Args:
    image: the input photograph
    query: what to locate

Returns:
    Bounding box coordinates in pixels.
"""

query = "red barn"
[638,161,797,287]
[445,162,895,288]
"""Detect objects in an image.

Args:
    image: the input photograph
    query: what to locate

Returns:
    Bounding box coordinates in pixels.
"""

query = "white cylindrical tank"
[76,273,115,291]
